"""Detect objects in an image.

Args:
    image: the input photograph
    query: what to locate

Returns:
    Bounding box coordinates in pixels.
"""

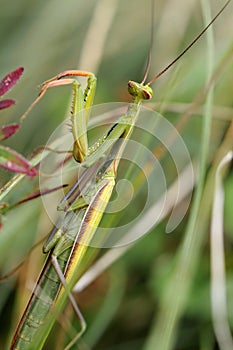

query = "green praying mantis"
[9,1,231,349]
[11,70,154,350]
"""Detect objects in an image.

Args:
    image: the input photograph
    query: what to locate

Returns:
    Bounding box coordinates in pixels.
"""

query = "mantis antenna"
[141,0,155,84]
[142,0,231,86]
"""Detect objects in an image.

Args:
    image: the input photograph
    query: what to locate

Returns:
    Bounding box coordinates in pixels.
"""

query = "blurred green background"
[0,0,233,349]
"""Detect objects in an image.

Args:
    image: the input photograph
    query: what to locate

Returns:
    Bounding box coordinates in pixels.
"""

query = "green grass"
[0,0,233,349]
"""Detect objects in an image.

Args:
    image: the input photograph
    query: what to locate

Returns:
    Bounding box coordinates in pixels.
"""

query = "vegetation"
[0,0,232,349]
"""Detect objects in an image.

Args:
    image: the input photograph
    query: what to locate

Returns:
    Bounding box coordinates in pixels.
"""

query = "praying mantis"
[8,1,231,349]
[11,70,154,350]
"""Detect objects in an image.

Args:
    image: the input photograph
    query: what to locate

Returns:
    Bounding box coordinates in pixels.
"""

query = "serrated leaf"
[0,145,37,176]
[0,67,24,97]
[0,124,20,141]
[0,99,15,110]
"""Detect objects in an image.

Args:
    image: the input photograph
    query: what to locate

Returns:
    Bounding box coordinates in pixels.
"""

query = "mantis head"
[128,81,153,100]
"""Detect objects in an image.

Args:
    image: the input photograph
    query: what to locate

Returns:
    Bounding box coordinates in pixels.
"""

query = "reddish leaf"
[0,67,24,97]
[0,124,20,141]
[0,145,37,176]
[0,99,15,110]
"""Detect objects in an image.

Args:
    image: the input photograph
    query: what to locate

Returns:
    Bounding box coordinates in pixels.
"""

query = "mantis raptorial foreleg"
[20,70,97,163]
[20,70,138,168]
